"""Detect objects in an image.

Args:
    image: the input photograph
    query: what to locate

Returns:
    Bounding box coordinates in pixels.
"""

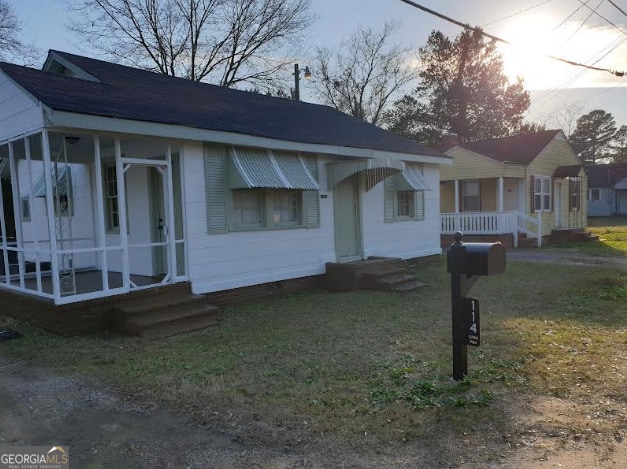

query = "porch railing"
[440,210,542,247]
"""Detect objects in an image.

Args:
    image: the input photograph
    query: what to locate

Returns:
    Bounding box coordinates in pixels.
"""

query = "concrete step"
[140,313,221,339]
[376,273,419,287]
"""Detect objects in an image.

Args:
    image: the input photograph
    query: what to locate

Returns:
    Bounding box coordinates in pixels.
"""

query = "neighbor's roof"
[454,130,562,165]
[586,163,627,187]
[0,51,445,159]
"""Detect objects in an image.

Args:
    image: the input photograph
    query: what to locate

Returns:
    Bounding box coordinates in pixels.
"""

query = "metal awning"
[326,158,405,191]
[33,165,72,197]
[553,165,582,178]
[395,164,431,191]
[229,147,320,190]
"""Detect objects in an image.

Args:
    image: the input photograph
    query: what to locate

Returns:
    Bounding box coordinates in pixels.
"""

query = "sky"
[7,0,627,128]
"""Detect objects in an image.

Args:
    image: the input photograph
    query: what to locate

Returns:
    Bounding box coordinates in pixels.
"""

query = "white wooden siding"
[588,187,615,216]
[184,142,443,294]
[0,71,44,142]
[362,164,442,259]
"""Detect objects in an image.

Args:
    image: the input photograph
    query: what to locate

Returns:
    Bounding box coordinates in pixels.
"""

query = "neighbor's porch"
[0,129,187,305]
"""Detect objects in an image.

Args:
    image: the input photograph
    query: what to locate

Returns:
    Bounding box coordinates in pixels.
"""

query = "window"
[20,197,31,222]
[232,189,262,227]
[569,177,581,211]
[462,181,480,212]
[396,191,415,218]
[272,190,301,225]
[104,164,119,231]
[231,189,303,230]
[589,188,600,201]
[533,176,552,211]
[384,169,426,222]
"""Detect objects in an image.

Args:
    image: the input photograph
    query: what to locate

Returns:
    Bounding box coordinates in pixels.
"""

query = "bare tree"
[0,0,38,64]
[314,22,416,125]
[69,0,313,87]
[545,103,584,137]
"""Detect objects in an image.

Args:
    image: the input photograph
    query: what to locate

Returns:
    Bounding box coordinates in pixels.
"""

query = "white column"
[41,130,61,301]
[454,179,460,213]
[0,150,9,285]
[115,138,130,289]
[165,145,177,280]
[93,135,109,291]
[8,142,26,288]
[498,177,504,212]
[24,137,42,293]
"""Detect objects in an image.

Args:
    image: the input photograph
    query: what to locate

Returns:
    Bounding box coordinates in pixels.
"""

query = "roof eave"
[46,110,453,165]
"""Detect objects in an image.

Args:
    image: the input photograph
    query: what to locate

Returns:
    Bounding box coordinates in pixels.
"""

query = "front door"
[149,167,167,277]
[333,176,362,262]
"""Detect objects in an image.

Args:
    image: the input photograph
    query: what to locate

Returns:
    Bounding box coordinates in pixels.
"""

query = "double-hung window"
[384,163,428,222]
[533,176,552,211]
[204,145,319,233]
[462,180,480,212]
[589,188,600,202]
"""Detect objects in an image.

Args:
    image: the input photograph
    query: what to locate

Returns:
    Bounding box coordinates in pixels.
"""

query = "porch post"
[0,156,9,285]
[498,177,504,212]
[8,142,26,288]
[41,130,61,300]
[93,135,109,291]
[24,137,43,293]
[165,145,177,280]
[454,179,460,213]
[115,138,130,289]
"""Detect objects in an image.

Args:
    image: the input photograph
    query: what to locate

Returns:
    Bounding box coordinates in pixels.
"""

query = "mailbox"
[446,232,507,381]
[447,241,506,276]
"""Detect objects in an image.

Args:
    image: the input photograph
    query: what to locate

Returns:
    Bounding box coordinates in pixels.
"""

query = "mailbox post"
[447,232,506,381]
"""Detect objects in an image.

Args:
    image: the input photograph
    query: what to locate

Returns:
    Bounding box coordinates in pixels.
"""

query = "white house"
[0,50,452,308]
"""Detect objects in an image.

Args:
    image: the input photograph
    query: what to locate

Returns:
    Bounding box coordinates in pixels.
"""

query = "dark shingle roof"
[586,163,627,187]
[455,130,562,165]
[0,51,445,158]
[553,165,583,178]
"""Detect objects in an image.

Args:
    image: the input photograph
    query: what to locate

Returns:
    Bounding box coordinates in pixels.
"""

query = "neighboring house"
[0,50,451,306]
[586,163,627,216]
[440,130,587,246]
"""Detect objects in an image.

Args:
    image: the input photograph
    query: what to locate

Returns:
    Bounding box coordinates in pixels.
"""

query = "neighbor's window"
[462,180,480,212]
[569,177,581,211]
[534,176,552,211]
[104,164,120,231]
[396,191,415,218]
[589,188,600,201]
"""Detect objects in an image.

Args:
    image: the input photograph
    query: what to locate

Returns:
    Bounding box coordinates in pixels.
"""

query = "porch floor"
[2,270,161,296]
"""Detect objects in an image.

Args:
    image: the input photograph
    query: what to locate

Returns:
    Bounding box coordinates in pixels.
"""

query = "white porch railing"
[441,210,542,247]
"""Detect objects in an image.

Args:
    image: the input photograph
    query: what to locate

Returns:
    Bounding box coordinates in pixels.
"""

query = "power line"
[575,0,627,36]
[553,0,593,31]
[397,0,626,77]
[564,0,605,43]
[607,0,627,17]
[482,0,554,27]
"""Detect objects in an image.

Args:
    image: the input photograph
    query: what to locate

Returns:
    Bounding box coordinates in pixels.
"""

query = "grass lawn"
[560,216,627,257]
[1,254,626,458]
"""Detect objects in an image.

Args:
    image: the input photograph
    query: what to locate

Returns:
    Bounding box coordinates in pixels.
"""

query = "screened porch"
[0,130,186,305]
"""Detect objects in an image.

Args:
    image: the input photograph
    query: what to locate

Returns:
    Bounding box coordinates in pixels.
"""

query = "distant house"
[439,130,587,247]
[586,163,627,216]
[0,50,451,309]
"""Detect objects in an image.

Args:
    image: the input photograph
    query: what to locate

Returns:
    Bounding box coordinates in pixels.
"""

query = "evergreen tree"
[569,110,617,164]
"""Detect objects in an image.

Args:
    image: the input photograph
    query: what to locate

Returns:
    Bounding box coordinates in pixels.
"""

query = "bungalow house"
[439,130,587,247]
[586,163,627,216]
[0,50,451,327]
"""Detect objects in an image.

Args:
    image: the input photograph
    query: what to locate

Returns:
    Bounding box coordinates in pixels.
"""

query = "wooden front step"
[113,285,219,338]
[326,257,425,293]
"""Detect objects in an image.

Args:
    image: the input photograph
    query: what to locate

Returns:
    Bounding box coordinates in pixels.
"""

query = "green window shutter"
[415,191,425,221]
[384,176,396,222]
[302,156,320,228]
[204,144,228,233]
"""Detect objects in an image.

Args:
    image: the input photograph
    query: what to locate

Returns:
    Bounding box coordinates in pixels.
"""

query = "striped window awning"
[229,147,320,190]
[33,165,72,197]
[395,164,431,191]
[326,158,405,191]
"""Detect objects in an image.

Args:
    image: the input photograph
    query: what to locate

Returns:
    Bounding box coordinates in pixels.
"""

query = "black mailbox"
[447,241,506,276]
